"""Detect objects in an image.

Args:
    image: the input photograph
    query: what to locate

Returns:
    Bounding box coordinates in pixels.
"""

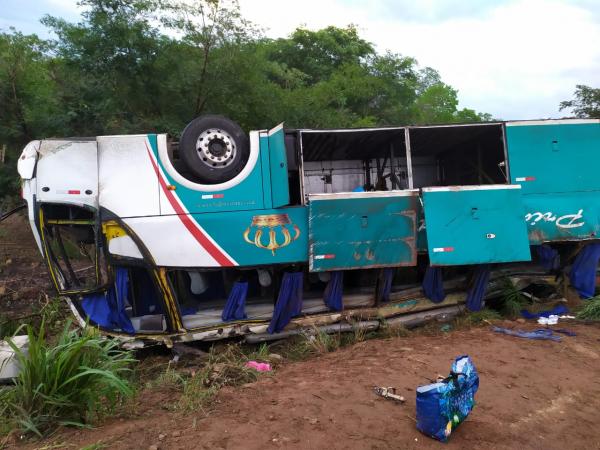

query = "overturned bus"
[16,116,600,346]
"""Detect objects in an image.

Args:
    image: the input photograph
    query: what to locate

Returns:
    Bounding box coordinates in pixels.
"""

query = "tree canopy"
[560,85,600,119]
[0,0,494,206]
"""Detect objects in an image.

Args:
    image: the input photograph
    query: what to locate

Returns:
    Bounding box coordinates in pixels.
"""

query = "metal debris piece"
[373,386,405,403]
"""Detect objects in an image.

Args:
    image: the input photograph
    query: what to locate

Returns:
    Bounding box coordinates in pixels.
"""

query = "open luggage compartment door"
[422,185,531,266]
[268,123,290,208]
[308,191,418,272]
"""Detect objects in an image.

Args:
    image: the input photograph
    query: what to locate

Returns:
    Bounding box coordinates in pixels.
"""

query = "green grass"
[378,319,410,338]
[456,308,502,327]
[0,320,136,437]
[576,296,600,320]
[148,343,267,413]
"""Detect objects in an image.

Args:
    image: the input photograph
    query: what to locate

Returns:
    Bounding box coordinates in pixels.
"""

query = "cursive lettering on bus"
[525,209,584,229]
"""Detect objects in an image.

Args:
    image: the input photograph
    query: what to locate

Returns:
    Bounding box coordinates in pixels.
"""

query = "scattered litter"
[521,304,569,320]
[440,324,452,332]
[416,355,479,442]
[0,335,28,382]
[538,315,559,325]
[492,327,562,341]
[268,353,283,361]
[373,386,405,403]
[245,361,272,372]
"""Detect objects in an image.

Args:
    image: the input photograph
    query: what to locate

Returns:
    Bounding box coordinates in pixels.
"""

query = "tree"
[265,26,374,86]
[160,0,259,117]
[0,30,57,209]
[42,0,168,135]
[560,85,600,118]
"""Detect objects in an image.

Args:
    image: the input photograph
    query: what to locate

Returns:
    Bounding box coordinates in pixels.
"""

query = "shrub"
[1,320,136,437]
[498,277,529,318]
[576,296,600,320]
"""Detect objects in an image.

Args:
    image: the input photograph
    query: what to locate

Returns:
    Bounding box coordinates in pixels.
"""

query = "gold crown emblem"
[243,214,300,255]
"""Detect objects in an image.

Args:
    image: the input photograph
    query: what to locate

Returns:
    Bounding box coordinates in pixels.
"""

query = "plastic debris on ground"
[245,361,272,372]
[521,304,569,320]
[416,355,479,442]
[0,335,28,382]
[537,315,559,325]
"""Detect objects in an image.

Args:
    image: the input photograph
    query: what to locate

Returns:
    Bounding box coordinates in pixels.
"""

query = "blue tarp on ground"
[423,266,445,303]
[492,327,562,341]
[323,271,344,311]
[465,265,490,312]
[570,243,600,298]
[268,272,304,334]
[222,281,248,321]
[520,303,569,319]
[81,267,135,334]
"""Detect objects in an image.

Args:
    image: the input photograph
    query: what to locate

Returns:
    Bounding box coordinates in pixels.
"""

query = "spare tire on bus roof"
[179,115,250,184]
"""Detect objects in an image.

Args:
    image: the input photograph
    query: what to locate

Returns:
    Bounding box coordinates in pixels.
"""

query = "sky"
[1,0,599,120]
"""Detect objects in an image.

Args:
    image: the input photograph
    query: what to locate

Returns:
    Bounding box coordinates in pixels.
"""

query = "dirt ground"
[0,213,52,319]
[7,321,598,450]
[4,213,600,449]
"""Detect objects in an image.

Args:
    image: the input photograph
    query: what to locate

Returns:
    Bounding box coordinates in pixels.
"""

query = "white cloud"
[46,0,80,13]
[239,0,600,119]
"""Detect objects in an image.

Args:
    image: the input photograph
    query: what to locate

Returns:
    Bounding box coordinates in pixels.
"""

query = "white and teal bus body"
[16,117,600,345]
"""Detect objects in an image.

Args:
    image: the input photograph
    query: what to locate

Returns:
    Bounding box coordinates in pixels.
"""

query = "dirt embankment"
[15,322,600,450]
[0,213,51,319]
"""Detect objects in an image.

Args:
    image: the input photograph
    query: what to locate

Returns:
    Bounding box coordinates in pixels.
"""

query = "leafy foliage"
[497,277,529,318]
[0,320,135,437]
[576,296,600,321]
[0,0,493,206]
[560,85,600,118]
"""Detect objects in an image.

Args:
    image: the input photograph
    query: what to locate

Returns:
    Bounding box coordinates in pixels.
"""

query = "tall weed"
[1,320,135,437]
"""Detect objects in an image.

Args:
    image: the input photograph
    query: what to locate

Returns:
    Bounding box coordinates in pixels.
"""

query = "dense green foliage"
[0,320,135,436]
[0,0,495,206]
[560,84,600,119]
[576,296,600,321]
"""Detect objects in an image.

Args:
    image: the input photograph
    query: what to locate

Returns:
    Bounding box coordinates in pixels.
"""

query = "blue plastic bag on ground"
[416,355,479,442]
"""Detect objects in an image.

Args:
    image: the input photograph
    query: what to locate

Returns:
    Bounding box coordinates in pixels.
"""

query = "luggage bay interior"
[299,123,507,194]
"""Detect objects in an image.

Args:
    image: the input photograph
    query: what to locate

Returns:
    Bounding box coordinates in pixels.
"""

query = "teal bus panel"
[194,206,308,266]
[268,124,290,208]
[150,134,265,215]
[308,191,418,272]
[506,121,600,195]
[522,191,600,244]
[259,133,273,209]
[422,186,531,266]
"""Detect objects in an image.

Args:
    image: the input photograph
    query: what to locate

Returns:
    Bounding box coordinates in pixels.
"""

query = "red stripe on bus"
[145,143,234,267]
